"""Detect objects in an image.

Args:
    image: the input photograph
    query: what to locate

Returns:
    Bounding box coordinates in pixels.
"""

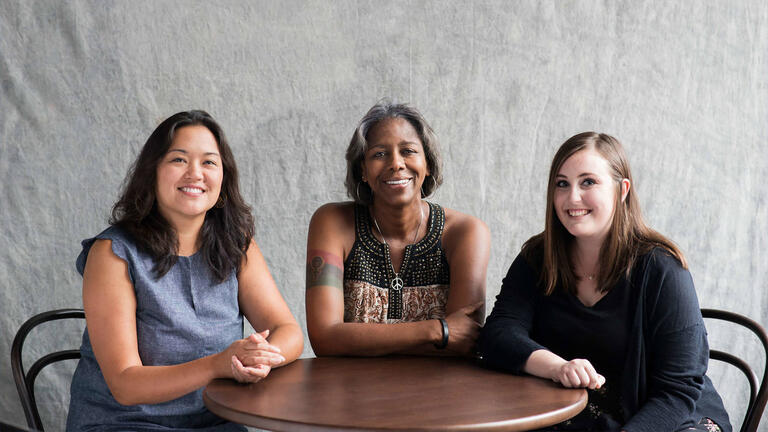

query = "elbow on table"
[309,338,349,357]
[307,328,339,357]
[308,330,382,357]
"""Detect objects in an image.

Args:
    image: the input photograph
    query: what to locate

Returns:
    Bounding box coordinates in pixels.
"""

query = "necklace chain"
[574,259,596,281]
[372,202,424,291]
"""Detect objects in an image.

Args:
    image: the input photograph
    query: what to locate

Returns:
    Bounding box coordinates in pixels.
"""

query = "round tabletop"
[204,356,587,431]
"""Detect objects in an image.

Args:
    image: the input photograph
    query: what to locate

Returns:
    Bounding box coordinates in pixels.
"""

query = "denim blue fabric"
[66,226,246,431]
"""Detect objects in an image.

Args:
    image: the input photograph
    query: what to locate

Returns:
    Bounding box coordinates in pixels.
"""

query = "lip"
[566,209,591,217]
[178,185,206,196]
[382,177,413,187]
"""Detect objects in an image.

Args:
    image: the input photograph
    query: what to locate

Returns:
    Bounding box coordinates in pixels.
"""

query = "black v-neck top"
[479,248,731,432]
[531,276,631,426]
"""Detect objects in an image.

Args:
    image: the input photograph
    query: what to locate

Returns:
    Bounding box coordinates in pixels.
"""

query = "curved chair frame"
[11,308,85,432]
[702,308,768,432]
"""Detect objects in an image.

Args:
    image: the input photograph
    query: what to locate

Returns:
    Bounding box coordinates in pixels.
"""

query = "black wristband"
[434,318,449,349]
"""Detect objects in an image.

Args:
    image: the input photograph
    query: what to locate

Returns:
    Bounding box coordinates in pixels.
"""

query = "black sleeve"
[624,252,708,431]
[479,253,547,374]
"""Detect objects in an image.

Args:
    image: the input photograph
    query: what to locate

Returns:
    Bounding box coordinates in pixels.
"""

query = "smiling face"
[361,117,429,207]
[553,148,623,244]
[155,125,223,227]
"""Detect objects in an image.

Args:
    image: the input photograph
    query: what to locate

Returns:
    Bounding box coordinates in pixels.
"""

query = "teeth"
[568,209,589,217]
[385,179,410,185]
[180,187,204,193]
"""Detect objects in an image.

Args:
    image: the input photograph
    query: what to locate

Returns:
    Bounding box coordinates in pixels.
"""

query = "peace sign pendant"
[390,275,404,291]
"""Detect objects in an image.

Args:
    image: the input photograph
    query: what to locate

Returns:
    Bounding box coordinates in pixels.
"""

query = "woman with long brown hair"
[480,132,730,431]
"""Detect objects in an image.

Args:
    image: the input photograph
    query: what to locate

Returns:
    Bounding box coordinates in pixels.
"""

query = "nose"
[185,162,203,180]
[568,185,581,202]
[389,153,405,171]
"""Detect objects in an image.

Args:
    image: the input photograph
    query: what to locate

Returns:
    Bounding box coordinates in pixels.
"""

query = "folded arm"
[305,204,487,357]
[82,240,281,406]
[237,239,304,370]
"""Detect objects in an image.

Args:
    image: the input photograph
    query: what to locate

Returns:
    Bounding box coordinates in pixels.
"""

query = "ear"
[620,178,631,202]
[360,161,367,183]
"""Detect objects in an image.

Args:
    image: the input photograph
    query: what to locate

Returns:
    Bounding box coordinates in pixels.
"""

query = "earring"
[421,176,434,198]
[357,181,371,202]
[215,195,226,208]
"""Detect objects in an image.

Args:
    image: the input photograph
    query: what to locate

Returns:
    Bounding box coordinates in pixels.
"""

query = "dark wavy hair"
[110,110,254,282]
[345,101,443,205]
[523,131,686,295]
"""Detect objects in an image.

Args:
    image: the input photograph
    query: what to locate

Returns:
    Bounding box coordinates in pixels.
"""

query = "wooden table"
[204,356,587,431]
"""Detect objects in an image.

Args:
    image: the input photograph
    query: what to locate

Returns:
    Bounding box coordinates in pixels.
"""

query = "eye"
[372,151,386,159]
[402,148,417,155]
[203,160,218,166]
[170,157,186,163]
[581,178,596,186]
[555,180,568,188]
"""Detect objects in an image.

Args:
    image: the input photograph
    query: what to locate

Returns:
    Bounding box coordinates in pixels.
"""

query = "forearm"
[396,343,456,356]
[106,353,223,406]
[310,320,442,356]
[265,322,304,366]
[478,317,546,373]
[523,349,566,380]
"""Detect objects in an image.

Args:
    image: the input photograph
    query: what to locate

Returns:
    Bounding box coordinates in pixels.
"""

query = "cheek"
[553,191,566,210]
[155,170,172,192]
[210,172,224,191]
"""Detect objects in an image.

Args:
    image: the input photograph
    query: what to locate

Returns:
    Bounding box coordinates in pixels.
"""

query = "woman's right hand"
[444,302,483,355]
[552,358,605,389]
[225,330,285,383]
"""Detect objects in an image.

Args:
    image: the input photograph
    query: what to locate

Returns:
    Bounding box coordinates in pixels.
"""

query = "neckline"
[177,249,201,259]
[571,283,621,309]
[364,202,434,251]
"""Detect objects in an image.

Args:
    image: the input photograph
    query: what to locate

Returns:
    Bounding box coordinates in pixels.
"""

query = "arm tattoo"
[306,249,344,291]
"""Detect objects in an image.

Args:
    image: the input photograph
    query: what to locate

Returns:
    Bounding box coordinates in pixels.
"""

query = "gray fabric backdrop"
[1,1,766,430]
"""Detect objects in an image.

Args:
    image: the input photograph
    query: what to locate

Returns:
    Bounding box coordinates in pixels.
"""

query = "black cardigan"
[479,248,731,432]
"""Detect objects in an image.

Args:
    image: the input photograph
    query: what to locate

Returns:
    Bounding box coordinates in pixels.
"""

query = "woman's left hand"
[229,330,285,383]
[230,356,271,383]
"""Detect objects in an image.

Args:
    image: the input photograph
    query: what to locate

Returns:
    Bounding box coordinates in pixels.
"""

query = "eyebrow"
[556,172,597,178]
[368,141,421,150]
[167,149,221,157]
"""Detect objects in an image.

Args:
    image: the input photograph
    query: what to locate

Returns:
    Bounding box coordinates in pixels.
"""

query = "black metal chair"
[702,308,768,432]
[11,308,85,432]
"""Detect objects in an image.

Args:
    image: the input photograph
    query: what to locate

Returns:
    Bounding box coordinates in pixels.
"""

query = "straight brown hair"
[522,132,686,295]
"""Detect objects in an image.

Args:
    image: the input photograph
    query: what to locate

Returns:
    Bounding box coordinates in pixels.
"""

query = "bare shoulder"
[310,202,355,230]
[86,239,126,271]
[441,206,490,249]
[308,202,357,259]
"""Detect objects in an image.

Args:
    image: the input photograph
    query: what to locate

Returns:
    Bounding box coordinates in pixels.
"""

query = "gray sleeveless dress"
[66,226,246,431]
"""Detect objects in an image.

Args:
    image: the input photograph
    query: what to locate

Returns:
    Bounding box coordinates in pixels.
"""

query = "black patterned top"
[343,201,450,322]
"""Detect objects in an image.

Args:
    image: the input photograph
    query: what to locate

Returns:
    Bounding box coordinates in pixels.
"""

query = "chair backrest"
[702,308,768,432]
[11,308,85,432]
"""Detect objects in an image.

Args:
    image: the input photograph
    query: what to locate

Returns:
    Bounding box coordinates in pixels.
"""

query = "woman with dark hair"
[305,101,490,356]
[479,132,730,431]
[66,110,303,431]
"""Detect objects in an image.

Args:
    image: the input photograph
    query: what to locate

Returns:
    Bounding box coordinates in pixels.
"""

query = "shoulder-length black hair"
[110,110,254,282]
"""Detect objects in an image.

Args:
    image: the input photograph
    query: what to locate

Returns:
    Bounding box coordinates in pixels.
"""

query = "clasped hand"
[552,358,605,389]
[444,302,484,356]
[228,330,285,383]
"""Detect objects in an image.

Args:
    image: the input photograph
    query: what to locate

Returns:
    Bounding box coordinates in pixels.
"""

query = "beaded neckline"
[355,201,443,259]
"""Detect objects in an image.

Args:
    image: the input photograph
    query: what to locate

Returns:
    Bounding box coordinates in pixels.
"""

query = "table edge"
[204,383,587,432]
